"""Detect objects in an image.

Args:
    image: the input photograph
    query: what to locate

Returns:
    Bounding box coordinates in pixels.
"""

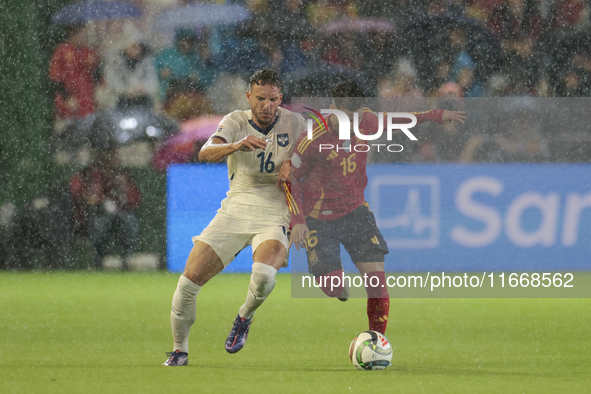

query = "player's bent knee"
[250,262,277,298]
[318,287,343,298]
[355,262,384,274]
[316,279,344,298]
[314,269,346,298]
[321,286,344,298]
[253,240,287,270]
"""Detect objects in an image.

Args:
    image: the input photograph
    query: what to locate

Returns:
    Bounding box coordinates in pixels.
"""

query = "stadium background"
[2,1,591,393]
[3,0,591,270]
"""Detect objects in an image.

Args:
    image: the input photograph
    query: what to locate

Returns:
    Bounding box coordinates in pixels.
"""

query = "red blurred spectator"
[70,149,141,268]
[550,0,590,31]
[322,34,363,70]
[487,0,542,43]
[49,24,99,123]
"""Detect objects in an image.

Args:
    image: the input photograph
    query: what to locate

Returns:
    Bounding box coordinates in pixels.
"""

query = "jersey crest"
[277,133,289,147]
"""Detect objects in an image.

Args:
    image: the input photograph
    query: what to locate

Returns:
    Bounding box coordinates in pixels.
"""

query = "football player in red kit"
[288,81,465,334]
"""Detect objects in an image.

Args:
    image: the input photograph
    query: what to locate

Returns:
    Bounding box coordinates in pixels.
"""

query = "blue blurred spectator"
[229,28,307,78]
[447,28,485,97]
[154,28,215,102]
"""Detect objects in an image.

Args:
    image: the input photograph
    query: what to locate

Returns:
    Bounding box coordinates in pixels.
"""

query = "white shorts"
[192,198,290,267]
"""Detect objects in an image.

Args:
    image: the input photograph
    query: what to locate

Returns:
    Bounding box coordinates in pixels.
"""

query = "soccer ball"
[349,331,393,370]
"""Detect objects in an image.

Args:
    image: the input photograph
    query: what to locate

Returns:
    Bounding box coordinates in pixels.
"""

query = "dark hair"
[331,81,366,111]
[249,69,283,91]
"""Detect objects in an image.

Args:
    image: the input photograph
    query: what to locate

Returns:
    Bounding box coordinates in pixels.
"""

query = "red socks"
[315,269,390,334]
[315,269,345,298]
[365,271,390,334]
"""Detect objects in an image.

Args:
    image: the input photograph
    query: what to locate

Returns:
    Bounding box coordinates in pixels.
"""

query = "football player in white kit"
[163,69,304,366]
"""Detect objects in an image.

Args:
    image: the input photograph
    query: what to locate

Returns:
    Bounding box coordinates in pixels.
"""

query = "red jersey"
[289,108,443,225]
[49,42,99,119]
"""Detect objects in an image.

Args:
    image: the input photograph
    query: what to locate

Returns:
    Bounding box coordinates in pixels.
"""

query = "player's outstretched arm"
[199,135,268,163]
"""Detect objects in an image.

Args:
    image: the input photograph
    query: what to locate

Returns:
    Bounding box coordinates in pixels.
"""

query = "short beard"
[255,111,276,127]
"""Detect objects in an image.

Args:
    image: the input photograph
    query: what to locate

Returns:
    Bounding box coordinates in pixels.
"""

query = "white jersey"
[211,107,306,213]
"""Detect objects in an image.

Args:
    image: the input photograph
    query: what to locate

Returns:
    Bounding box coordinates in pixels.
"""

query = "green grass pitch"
[1,272,590,393]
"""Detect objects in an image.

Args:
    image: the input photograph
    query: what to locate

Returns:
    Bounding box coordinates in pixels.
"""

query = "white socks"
[170,263,277,352]
[170,275,201,353]
[238,263,277,319]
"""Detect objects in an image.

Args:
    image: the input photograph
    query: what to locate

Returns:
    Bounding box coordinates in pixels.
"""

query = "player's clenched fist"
[233,135,268,152]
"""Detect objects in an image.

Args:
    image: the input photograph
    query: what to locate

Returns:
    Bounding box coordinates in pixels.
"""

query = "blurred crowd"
[5,0,588,269]
[48,0,591,164]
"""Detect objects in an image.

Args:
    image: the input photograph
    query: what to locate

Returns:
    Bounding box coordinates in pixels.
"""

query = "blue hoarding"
[167,164,591,273]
